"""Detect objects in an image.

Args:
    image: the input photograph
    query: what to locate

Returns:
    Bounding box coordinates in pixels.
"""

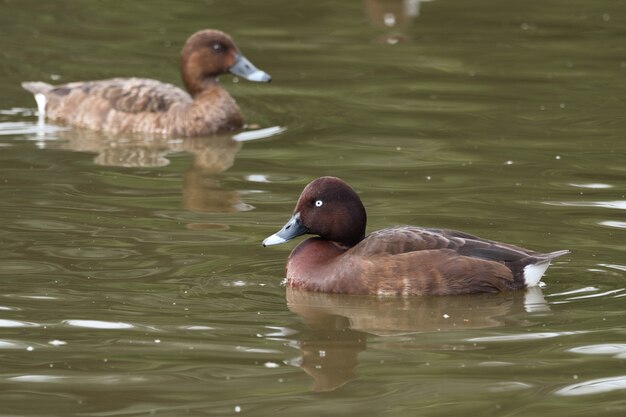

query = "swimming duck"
[22,29,271,137]
[263,176,569,296]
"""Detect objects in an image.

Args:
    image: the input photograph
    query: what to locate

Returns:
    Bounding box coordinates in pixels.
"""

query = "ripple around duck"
[0,120,67,137]
[547,283,626,304]
[0,108,37,117]
[549,288,625,303]
[466,331,584,343]
[232,125,287,142]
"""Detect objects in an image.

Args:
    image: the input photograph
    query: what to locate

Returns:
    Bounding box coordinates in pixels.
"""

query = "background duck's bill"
[230,54,271,82]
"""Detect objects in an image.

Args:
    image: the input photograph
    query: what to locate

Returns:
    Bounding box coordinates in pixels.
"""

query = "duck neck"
[180,53,221,98]
[184,77,220,98]
[336,201,367,247]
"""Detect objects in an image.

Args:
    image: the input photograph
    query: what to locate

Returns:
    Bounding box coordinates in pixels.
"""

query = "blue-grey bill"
[262,212,308,247]
[230,54,272,82]
[262,233,288,246]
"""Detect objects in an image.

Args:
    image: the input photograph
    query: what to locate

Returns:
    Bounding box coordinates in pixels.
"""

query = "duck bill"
[230,53,272,82]
[262,213,308,247]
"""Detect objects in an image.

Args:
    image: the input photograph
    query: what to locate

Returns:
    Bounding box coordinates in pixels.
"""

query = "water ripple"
[0,319,39,328]
[0,120,67,137]
[600,220,626,229]
[31,245,139,260]
[487,381,534,392]
[544,200,626,210]
[599,264,626,273]
[8,374,153,385]
[569,183,613,189]
[562,288,624,300]
[0,340,21,349]
[569,344,626,358]
[232,125,286,142]
[466,331,584,343]
[9,375,68,383]
[548,286,625,304]
[0,122,46,137]
[0,260,63,275]
[548,287,599,297]
[554,375,626,396]
[63,320,134,329]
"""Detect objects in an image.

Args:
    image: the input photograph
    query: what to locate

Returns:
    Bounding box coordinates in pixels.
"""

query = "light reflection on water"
[554,376,626,397]
[63,320,135,329]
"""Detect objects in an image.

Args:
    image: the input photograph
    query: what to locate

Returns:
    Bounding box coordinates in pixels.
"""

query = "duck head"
[180,29,271,97]
[263,177,367,248]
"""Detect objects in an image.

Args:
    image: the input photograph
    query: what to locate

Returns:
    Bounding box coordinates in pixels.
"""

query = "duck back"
[22,78,242,136]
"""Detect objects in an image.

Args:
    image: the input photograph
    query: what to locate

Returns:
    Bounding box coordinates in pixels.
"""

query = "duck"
[262,176,569,296]
[22,29,271,137]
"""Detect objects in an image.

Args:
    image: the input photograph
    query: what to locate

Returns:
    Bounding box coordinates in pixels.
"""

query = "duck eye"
[315,200,323,207]
[211,42,225,53]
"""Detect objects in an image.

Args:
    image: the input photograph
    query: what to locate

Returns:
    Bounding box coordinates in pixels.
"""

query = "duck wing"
[350,226,481,257]
[353,226,565,263]
[350,227,568,293]
[23,78,192,115]
[90,78,191,113]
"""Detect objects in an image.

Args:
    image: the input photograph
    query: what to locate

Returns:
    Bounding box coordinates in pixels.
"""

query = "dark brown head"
[180,29,271,97]
[263,177,367,248]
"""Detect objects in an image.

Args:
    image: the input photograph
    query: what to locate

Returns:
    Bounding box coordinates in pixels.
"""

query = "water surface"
[0,0,625,416]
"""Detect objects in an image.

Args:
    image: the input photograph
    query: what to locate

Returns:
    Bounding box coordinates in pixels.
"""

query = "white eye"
[315,200,323,207]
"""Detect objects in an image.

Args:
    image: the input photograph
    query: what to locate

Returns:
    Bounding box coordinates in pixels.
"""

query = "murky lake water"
[1,0,625,416]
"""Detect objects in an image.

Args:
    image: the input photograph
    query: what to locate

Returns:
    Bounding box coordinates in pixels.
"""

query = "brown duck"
[22,29,271,137]
[263,176,569,296]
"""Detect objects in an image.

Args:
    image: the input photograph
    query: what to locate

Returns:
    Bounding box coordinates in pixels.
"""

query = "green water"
[1,0,625,416]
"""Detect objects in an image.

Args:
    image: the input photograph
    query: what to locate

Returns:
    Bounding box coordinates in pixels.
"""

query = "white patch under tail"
[523,260,551,287]
[524,249,570,287]
[34,93,47,118]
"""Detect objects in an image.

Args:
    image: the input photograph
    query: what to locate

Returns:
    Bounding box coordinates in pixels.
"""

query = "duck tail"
[22,81,53,94]
[522,249,570,288]
[22,82,52,117]
[545,249,571,260]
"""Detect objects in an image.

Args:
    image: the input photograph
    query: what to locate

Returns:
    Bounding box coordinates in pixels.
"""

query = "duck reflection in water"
[286,286,549,392]
[364,0,431,43]
[51,128,250,213]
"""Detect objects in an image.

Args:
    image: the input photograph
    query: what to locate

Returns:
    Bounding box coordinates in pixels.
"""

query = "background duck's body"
[22,29,271,137]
